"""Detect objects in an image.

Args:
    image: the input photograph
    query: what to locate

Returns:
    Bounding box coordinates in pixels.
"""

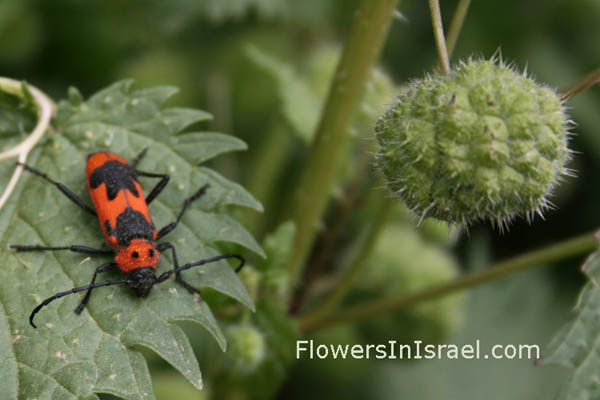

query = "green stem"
[445,0,472,58]
[285,0,400,295]
[299,230,599,334]
[429,0,450,74]
[301,196,394,322]
[289,149,375,314]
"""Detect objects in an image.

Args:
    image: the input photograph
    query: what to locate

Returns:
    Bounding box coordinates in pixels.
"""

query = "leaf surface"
[544,248,600,400]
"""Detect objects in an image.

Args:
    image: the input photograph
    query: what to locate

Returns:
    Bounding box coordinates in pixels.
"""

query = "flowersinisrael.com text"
[296,340,540,361]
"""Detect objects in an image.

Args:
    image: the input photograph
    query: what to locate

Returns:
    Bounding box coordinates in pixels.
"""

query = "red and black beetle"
[11,149,244,328]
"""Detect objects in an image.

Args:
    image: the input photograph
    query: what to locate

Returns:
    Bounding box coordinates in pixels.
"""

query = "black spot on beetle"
[104,207,155,246]
[90,161,139,200]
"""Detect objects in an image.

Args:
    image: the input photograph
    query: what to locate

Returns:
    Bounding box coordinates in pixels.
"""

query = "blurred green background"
[1,0,599,399]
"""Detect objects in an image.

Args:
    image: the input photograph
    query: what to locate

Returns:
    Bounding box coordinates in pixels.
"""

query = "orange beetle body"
[86,152,160,273]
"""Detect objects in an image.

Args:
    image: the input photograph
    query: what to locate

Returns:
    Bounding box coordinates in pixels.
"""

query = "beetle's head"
[127,267,157,297]
[115,239,160,273]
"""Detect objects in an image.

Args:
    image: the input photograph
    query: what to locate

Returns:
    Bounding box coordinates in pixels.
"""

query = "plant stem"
[284,0,400,296]
[429,0,450,75]
[299,230,599,334]
[289,148,374,314]
[300,196,394,321]
[560,67,600,101]
[446,0,472,58]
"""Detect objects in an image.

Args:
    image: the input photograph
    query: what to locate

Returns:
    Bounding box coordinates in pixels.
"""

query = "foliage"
[0,81,262,399]
[206,222,299,399]
[1,1,600,399]
[544,248,600,399]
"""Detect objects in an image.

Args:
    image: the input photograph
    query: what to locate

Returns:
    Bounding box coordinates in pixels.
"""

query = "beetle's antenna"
[30,279,133,328]
[156,254,245,284]
[130,147,149,169]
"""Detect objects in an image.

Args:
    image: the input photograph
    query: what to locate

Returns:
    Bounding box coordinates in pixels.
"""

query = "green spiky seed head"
[226,324,266,374]
[375,59,571,227]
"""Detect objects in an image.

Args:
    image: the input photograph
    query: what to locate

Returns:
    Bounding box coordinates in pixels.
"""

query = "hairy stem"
[285,0,400,296]
[446,0,472,58]
[429,0,450,74]
[560,67,600,101]
[299,230,599,334]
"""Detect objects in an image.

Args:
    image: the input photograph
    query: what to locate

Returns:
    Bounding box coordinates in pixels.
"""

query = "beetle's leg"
[157,242,203,296]
[130,147,148,169]
[74,262,118,314]
[156,242,244,298]
[130,148,171,205]
[156,184,209,240]
[17,163,96,216]
[135,170,170,205]
[10,244,112,255]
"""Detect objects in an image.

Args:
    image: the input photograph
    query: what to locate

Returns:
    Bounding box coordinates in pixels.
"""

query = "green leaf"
[544,248,600,399]
[184,209,265,258]
[255,221,295,306]
[255,221,295,272]
[246,44,394,148]
[169,132,247,165]
[245,45,322,143]
[0,301,17,400]
[0,80,262,399]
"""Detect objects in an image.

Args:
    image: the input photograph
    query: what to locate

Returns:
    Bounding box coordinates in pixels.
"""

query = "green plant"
[2,0,600,399]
